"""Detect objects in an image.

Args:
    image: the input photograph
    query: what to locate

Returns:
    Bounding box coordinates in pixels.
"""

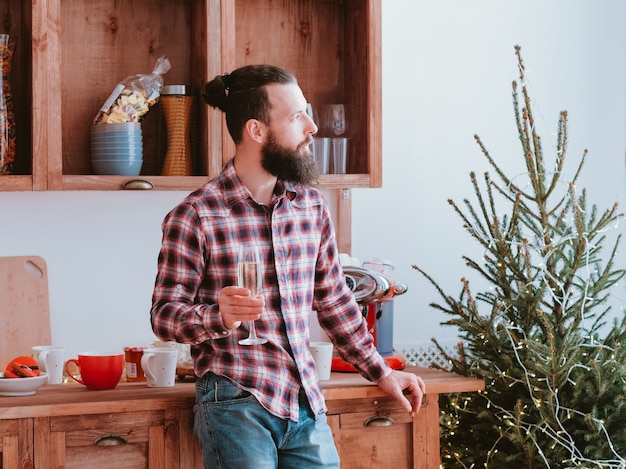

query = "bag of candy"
[93,56,171,125]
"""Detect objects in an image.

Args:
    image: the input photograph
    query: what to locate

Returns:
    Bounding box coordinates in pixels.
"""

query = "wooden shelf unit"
[0,0,382,192]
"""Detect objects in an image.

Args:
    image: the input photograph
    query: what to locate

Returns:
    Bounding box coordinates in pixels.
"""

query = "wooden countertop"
[0,380,198,419]
[322,365,484,400]
[0,366,483,420]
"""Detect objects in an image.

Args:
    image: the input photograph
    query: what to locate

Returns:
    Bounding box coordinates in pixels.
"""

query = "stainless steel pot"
[343,266,407,304]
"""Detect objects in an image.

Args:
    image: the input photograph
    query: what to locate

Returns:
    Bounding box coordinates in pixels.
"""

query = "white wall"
[353,0,626,346]
[1,191,187,354]
[1,0,626,359]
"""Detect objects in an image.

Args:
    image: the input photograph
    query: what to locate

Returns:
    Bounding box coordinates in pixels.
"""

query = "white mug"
[141,348,178,387]
[310,342,334,381]
[32,345,66,385]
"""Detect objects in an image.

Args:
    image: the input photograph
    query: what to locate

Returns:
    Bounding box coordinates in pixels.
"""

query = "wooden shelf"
[0,0,382,192]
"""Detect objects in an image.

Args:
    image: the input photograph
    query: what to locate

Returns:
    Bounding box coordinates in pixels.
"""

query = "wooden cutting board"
[0,256,51,369]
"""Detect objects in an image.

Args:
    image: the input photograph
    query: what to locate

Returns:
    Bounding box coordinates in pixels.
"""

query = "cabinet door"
[35,410,168,469]
[0,420,17,468]
[330,397,416,469]
[33,408,203,469]
[328,394,441,469]
[177,407,204,469]
[0,418,32,468]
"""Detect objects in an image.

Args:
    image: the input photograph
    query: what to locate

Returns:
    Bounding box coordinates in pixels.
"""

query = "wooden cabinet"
[323,366,485,469]
[0,367,483,468]
[0,0,382,192]
[0,383,204,469]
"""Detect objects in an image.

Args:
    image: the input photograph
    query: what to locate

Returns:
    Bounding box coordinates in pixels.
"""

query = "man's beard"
[261,132,319,186]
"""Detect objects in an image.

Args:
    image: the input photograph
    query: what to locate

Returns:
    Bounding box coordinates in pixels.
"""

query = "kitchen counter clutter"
[0,365,483,469]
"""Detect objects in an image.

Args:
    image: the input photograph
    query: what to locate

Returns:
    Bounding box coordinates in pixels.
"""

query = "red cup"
[65,351,124,390]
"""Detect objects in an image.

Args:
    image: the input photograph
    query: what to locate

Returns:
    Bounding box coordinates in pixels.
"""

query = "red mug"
[65,351,124,390]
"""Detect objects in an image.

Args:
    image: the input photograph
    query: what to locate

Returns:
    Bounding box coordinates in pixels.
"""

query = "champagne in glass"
[238,261,260,295]
[237,244,267,345]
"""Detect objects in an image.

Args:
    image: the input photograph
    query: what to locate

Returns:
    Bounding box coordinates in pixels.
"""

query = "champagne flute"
[237,244,268,345]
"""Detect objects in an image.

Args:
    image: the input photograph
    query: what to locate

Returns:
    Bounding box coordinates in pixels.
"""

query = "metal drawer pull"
[93,434,128,446]
[122,179,154,190]
[364,416,395,427]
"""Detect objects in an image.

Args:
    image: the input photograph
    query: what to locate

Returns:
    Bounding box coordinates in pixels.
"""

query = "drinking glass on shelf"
[321,104,346,136]
[331,137,348,174]
[237,244,267,345]
[312,137,330,174]
[306,102,317,124]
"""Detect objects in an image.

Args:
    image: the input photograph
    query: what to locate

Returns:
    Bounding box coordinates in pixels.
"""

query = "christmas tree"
[413,46,626,468]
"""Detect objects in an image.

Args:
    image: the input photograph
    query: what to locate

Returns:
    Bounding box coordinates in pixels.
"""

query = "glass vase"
[0,34,15,175]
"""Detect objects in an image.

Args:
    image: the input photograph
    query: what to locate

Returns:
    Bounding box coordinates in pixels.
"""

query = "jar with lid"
[160,84,195,176]
[123,345,150,382]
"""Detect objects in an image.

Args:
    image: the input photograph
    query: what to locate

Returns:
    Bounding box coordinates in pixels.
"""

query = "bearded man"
[150,64,425,469]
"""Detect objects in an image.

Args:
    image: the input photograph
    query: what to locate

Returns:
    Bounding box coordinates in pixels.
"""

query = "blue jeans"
[194,373,340,469]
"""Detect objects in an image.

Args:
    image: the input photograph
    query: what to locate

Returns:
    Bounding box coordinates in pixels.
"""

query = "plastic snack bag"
[93,56,171,125]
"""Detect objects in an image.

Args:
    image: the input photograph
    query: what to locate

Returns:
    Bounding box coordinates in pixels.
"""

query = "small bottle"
[124,345,149,382]
[160,85,195,176]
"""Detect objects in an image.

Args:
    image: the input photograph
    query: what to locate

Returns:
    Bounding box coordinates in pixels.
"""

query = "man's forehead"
[266,83,306,113]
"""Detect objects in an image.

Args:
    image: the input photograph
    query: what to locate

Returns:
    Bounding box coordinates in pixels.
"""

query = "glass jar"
[123,345,149,382]
[160,85,195,176]
[0,34,15,175]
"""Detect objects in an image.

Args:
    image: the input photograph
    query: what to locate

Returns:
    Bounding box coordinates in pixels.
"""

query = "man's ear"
[244,119,266,144]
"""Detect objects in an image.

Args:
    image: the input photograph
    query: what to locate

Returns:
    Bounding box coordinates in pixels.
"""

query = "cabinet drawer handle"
[363,416,395,427]
[122,179,154,190]
[93,434,128,446]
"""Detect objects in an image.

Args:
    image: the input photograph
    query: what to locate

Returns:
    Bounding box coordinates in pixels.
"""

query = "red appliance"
[331,264,407,372]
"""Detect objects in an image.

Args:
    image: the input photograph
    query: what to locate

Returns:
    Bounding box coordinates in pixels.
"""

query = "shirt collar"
[220,159,298,207]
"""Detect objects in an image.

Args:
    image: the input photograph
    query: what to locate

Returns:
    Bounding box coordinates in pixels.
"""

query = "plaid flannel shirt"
[150,159,390,420]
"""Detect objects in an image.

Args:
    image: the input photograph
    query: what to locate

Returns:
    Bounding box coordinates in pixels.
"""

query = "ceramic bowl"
[91,122,141,133]
[90,141,143,149]
[90,131,142,138]
[0,372,48,396]
[91,146,143,160]
[90,137,143,147]
[90,153,143,162]
[91,159,143,176]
